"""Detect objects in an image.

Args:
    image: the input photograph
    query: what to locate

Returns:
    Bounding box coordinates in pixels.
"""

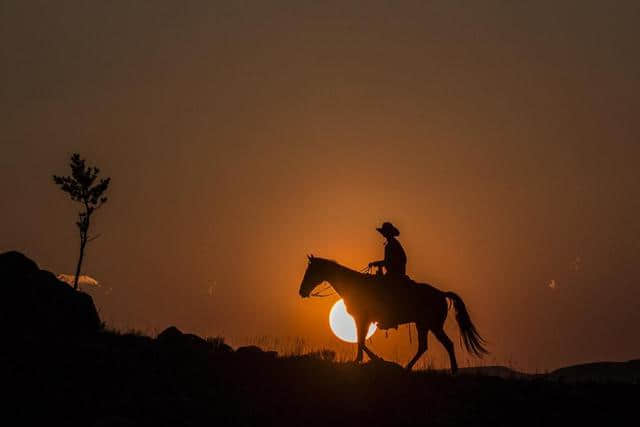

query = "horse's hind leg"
[433,328,458,374]
[406,325,428,371]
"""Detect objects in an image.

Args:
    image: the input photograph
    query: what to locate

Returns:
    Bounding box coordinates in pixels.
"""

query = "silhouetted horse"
[299,256,487,372]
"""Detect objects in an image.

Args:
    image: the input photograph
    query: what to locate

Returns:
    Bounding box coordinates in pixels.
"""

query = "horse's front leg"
[355,317,382,362]
[355,318,366,363]
[362,343,382,362]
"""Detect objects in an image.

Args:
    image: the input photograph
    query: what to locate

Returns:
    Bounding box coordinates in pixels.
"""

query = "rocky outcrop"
[236,345,277,359]
[156,325,235,353]
[0,251,101,338]
[156,326,209,348]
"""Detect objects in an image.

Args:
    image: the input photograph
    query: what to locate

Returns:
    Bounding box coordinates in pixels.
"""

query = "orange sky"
[2,1,639,371]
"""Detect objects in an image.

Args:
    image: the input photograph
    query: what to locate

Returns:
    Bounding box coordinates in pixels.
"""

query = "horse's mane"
[315,257,340,265]
[312,257,362,276]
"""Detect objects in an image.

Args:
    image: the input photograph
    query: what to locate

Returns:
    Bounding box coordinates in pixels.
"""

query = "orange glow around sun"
[329,299,377,343]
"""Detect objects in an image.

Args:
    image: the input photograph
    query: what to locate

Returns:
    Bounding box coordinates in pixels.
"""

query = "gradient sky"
[2,1,639,371]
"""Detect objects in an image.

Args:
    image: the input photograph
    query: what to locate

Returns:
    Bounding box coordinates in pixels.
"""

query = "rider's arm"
[368,260,385,267]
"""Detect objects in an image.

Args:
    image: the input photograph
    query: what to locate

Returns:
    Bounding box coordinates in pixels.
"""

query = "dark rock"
[0,250,38,277]
[236,345,278,359]
[206,336,234,353]
[235,345,263,354]
[216,342,234,353]
[156,326,183,342]
[548,359,640,383]
[184,333,208,346]
[0,251,101,339]
[156,326,209,351]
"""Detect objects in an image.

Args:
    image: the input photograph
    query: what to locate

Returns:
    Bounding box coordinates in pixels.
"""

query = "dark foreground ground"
[3,330,637,427]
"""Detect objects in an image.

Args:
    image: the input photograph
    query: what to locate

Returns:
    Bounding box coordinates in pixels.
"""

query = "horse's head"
[299,255,328,298]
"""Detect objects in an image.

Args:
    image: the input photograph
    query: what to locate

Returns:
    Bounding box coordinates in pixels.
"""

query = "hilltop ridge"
[2,251,637,426]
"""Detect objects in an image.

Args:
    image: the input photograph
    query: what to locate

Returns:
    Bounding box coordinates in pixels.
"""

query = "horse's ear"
[307,254,313,261]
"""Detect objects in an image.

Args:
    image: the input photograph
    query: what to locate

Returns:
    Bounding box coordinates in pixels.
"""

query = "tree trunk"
[73,235,87,291]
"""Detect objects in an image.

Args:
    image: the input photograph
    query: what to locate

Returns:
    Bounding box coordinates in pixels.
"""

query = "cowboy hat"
[376,222,400,237]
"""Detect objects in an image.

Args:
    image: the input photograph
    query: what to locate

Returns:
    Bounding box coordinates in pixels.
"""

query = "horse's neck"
[326,263,360,297]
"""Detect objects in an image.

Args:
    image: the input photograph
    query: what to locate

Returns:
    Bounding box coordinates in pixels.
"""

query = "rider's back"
[384,237,407,276]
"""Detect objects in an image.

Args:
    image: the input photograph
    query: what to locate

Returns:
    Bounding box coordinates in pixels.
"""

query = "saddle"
[366,273,416,330]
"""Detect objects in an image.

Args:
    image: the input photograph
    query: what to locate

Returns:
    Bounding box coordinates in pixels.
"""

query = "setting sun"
[329,299,377,343]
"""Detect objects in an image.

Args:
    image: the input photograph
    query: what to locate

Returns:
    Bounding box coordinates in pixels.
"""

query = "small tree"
[53,153,110,291]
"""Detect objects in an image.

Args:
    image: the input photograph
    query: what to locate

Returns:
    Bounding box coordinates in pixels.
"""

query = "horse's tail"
[444,291,488,357]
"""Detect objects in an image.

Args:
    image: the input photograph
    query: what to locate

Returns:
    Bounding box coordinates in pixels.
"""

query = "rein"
[310,264,373,297]
[310,283,336,298]
[360,265,372,274]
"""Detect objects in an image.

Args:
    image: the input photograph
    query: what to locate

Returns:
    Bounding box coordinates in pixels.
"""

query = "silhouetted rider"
[368,222,407,278]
